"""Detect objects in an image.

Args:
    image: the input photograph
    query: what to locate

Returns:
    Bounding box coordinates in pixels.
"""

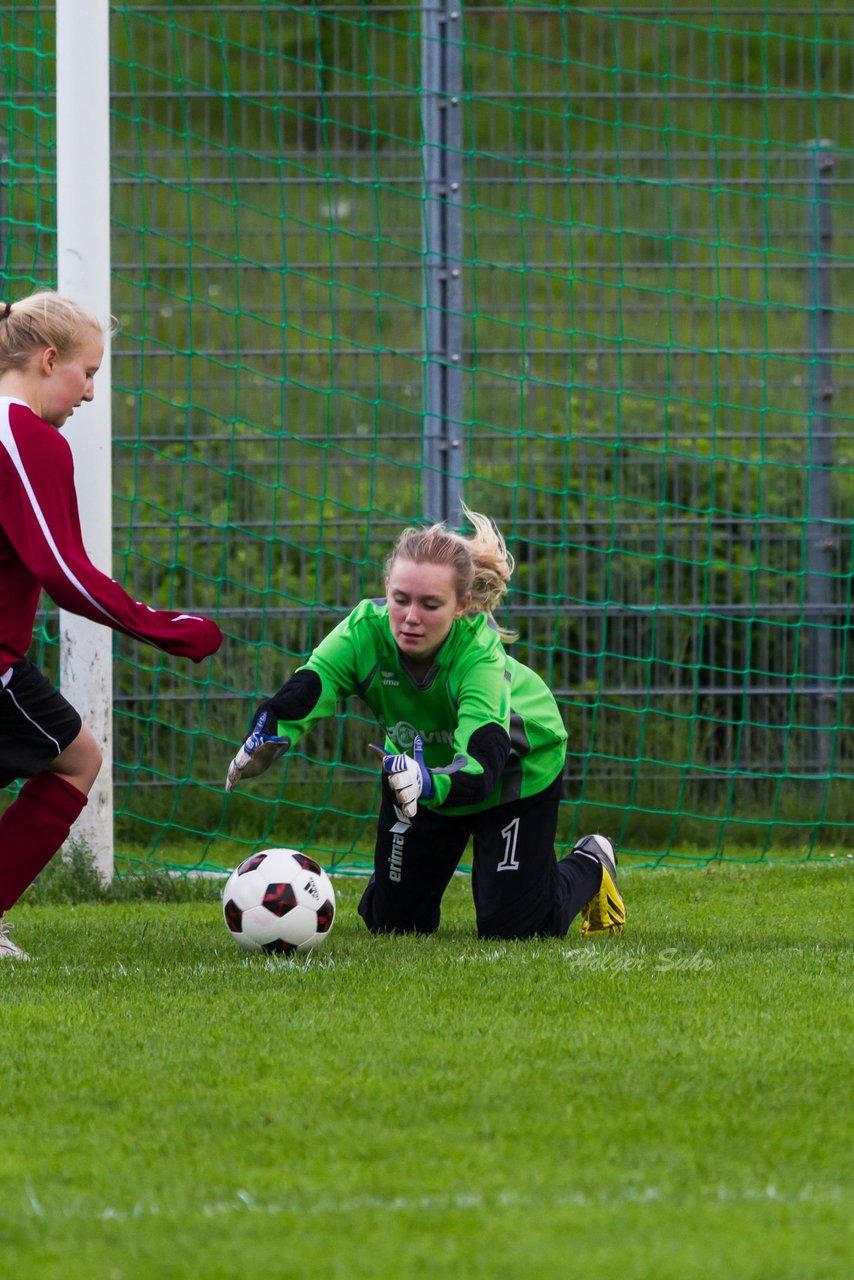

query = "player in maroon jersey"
[0,291,223,958]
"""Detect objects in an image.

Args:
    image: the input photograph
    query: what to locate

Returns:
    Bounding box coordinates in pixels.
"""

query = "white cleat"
[0,919,30,961]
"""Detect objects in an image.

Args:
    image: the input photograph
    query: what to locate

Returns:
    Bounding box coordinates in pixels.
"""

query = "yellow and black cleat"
[574,834,626,938]
[581,865,626,937]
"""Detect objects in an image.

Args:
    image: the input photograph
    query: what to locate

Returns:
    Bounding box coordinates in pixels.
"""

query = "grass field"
[1,861,852,1280]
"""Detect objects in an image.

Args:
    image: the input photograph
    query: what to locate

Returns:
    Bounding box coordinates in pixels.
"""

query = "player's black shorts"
[0,660,82,789]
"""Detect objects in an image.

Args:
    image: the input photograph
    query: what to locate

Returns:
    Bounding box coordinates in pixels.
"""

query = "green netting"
[1,2,853,870]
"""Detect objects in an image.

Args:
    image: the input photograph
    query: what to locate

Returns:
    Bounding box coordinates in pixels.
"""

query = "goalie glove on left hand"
[369,734,434,819]
[225,710,290,792]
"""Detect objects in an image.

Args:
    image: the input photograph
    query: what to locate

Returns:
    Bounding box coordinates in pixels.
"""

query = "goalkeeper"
[227,507,624,941]
[0,291,223,961]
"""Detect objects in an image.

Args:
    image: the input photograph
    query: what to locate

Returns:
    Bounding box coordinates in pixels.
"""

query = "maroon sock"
[0,773,88,912]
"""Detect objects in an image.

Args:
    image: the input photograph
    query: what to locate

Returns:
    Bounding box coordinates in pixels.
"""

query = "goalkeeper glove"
[369,734,434,819]
[225,709,290,792]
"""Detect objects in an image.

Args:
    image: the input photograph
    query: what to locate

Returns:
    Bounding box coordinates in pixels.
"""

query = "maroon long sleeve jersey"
[0,397,223,669]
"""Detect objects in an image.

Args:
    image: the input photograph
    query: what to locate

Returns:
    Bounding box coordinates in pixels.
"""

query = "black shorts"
[0,660,82,789]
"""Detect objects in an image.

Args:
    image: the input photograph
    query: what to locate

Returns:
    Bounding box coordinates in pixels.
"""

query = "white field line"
[17,1181,845,1224]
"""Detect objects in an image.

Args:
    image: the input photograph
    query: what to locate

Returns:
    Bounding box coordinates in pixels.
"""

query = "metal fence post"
[806,140,835,776]
[421,0,464,525]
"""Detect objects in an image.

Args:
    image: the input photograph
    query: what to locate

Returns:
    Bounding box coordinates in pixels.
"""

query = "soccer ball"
[222,848,336,955]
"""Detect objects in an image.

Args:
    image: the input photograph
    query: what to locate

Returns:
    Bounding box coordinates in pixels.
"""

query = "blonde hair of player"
[387,504,518,642]
[0,290,115,373]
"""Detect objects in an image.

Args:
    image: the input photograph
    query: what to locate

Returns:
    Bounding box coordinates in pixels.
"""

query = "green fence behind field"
[2,2,853,869]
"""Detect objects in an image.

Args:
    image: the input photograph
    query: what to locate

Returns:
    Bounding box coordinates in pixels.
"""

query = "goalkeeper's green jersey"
[274,598,567,815]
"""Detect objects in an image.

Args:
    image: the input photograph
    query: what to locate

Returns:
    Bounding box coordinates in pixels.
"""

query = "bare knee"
[46,723,103,794]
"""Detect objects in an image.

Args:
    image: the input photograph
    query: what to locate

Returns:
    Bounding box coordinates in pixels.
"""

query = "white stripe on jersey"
[0,403,125,631]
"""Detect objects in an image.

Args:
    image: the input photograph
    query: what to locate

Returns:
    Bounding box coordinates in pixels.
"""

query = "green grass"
[1,862,852,1279]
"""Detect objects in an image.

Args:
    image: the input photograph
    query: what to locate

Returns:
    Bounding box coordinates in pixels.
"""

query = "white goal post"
[56,0,114,880]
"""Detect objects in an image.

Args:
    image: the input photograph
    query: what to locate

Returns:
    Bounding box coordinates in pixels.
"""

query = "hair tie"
[0,302,11,320]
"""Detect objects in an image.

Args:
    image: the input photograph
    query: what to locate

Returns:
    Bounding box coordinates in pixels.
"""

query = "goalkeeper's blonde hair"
[387,504,517,642]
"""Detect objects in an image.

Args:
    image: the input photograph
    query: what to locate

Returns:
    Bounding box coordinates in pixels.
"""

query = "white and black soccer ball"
[222,848,336,955]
